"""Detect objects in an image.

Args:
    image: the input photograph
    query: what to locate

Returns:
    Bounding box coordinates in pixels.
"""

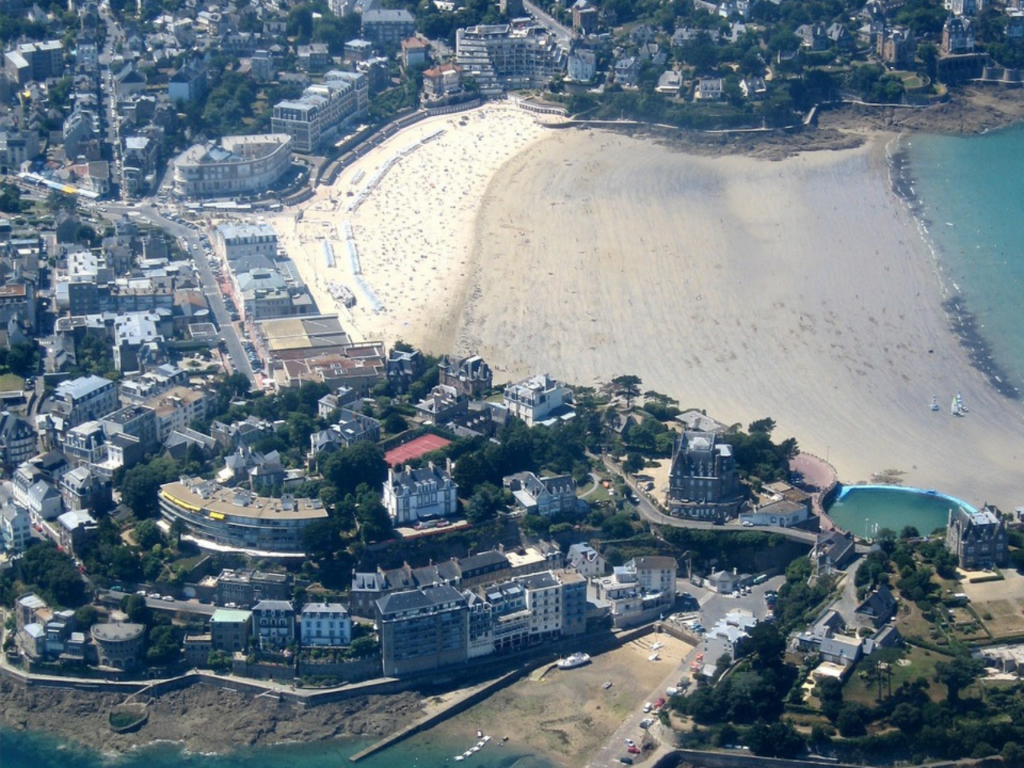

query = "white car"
[624,739,635,748]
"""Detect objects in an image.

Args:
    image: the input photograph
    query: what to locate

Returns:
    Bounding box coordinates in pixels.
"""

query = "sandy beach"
[275,103,1022,512]
[270,104,553,349]
[450,129,1023,511]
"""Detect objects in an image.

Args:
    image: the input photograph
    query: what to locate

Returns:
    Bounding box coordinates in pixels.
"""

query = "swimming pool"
[824,485,978,540]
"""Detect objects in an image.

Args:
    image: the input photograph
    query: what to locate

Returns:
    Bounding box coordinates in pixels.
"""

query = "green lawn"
[844,645,951,706]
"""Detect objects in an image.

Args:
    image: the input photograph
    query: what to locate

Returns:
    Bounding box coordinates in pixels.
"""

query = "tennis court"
[384,434,452,467]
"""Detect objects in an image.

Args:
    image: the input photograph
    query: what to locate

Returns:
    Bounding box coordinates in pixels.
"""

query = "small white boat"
[454,756,464,762]
[482,735,491,743]
[930,395,940,412]
[648,653,660,662]
[651,642,664,651]
[557,653,591,669]
[470,746,481,754]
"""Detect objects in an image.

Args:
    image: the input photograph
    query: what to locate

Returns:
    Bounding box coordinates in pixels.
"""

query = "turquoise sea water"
[896,124,1024,399]
[825,485,975,539]
[0,725,554,768]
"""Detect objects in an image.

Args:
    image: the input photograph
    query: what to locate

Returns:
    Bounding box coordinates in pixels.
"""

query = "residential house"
[438,354,492,397]
[0,411,36,471]
[308,408,381,465]
[12,465,62,520]
[383,460,458,525]
[300,602,352,647]
[796,23,829,50]
[56,509,97,556]
[503,374,572,427]
[592,556,677,628]
[413,385,468,425]
[1,501,30,552]
[811,530,856,575]
[566,542,606,579]
[401,36,429,68]
[946,504,1007,569]
[694,77,724,100]
[879,27,916,68]
[503,471,577,517]
[613,56,640,87]
[566,49,597,83]
[386,348,424,394]
[855,584,898,627]
[942,15,975,53]
[740,76,767,99]
[422,63,463,100]
[59,466,112,513]
[819,633,863,667]
[252,599,296,650]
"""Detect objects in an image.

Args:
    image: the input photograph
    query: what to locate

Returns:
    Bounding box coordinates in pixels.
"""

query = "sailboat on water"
[951,395,963,417]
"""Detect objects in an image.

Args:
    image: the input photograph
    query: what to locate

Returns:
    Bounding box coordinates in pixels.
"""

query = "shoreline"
[885,132,1021,401]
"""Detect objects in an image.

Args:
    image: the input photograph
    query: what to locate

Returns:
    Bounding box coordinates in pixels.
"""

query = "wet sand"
[448,130,1023,511]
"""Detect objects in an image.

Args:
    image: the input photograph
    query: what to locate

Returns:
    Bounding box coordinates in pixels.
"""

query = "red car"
[627,746,641,755]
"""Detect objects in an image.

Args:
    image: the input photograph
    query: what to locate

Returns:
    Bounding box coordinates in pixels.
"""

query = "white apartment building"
[382,460,458,525]
[521,571,563,637]
[503,374,572,426]
[271,71,368,154]
[300,602,352,647]
[173,134,293,198]
[455,24,567,97]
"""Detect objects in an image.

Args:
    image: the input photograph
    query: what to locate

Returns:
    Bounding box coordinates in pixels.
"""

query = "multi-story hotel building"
[158,477,329,556]
[173,134,293,198]
[213,222,279,264]
[271,71,368,154]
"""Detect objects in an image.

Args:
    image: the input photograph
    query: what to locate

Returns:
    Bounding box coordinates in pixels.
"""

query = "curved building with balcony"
[173,134,293,198]
[91,622,145,669]
[158,477,328,557]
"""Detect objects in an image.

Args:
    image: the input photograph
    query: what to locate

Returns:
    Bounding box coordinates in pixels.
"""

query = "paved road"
[98,202,255,383]
[601,455,818,545]
[524,0,573,44]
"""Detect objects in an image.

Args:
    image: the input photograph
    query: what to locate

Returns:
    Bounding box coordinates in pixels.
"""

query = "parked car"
[618,758,633,765]
[627,746,641,755]
[162,595,175,602]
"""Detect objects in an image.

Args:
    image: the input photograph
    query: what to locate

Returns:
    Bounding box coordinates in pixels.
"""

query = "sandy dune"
[450,130,1023,511]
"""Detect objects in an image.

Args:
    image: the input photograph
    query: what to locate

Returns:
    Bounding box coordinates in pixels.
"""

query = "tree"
[935,655,983,704]
[120,594,152,625]
[0,182,23,213]
[1003,742,1024,768]
[748,417,776,435]
[134,520,165,550]
[466,482,504,524]
[321,442,387,499]
[74,605,100,629]
[816,676,844,722]
[16,542,86,607]
[624,452,645,474]
[146,624,180,664]
[602,513,633,539]
[836,703,867,737]
[890,701,923,734]
[612,375,642,408]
